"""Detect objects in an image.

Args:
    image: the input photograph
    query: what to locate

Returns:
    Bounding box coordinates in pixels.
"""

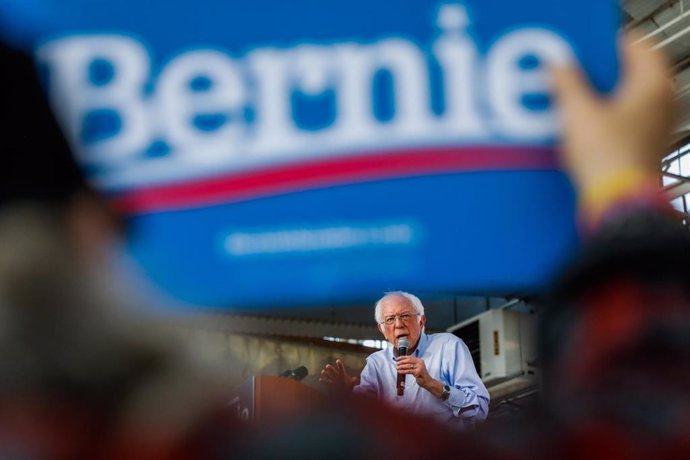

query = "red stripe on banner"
[111,146,558,214]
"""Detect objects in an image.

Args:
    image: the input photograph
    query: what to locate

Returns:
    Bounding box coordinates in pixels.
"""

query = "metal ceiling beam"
[172,312,381,340]
[653,23,690,49]
[635,8,690,42]
[663,177,690,199]
[624,0,679,29]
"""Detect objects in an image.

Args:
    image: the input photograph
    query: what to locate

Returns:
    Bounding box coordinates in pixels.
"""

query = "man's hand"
[550,36,676,220]
[319,359,359,392]
[396,356,445,398]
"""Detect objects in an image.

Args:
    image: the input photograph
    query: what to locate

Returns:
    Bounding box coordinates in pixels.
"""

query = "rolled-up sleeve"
[445,339,490,421]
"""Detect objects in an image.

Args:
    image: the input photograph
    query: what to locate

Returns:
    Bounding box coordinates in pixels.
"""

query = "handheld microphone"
[279,366,309,381]
[396,337,409,396]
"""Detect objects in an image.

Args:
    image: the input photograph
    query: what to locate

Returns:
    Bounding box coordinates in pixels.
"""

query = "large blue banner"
[0,0,619,307]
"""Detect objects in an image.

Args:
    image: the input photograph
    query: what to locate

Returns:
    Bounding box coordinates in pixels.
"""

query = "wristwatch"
[440,384,451,401]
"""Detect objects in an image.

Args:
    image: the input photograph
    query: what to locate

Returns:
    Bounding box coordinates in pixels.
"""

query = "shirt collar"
[414,331,429,357]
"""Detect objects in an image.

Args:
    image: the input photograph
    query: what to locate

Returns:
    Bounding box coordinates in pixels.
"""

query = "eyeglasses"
[380,312,420,326]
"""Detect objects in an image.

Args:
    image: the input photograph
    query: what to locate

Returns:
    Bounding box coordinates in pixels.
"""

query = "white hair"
[374,291,425,324]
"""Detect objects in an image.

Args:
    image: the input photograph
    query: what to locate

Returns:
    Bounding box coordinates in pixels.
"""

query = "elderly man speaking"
[320,291,489,427]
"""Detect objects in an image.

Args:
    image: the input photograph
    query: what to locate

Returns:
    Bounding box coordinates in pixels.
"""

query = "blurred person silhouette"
[465,37,690,460]
[0,41,245,460]
[538,35,690,457]
[318,291,489,428]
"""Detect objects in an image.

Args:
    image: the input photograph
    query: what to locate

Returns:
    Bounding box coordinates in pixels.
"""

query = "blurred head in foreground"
[0,41,242,459]
[537,36,690,449]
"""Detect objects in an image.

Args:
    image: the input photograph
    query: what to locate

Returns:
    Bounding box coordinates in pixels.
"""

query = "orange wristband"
[580,168,660,228]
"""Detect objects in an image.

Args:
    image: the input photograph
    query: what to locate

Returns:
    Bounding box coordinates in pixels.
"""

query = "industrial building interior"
[165,0,690,421]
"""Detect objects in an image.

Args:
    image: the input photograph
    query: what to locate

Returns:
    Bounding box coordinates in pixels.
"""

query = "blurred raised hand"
[551,36,677,222]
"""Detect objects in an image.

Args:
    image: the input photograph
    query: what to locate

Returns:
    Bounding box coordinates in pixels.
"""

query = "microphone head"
[398,336,410,353]
[279,368,294,377]
[292,366,308,381]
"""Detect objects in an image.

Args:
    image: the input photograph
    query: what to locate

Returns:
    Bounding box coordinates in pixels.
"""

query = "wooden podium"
[235,375,325,425]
